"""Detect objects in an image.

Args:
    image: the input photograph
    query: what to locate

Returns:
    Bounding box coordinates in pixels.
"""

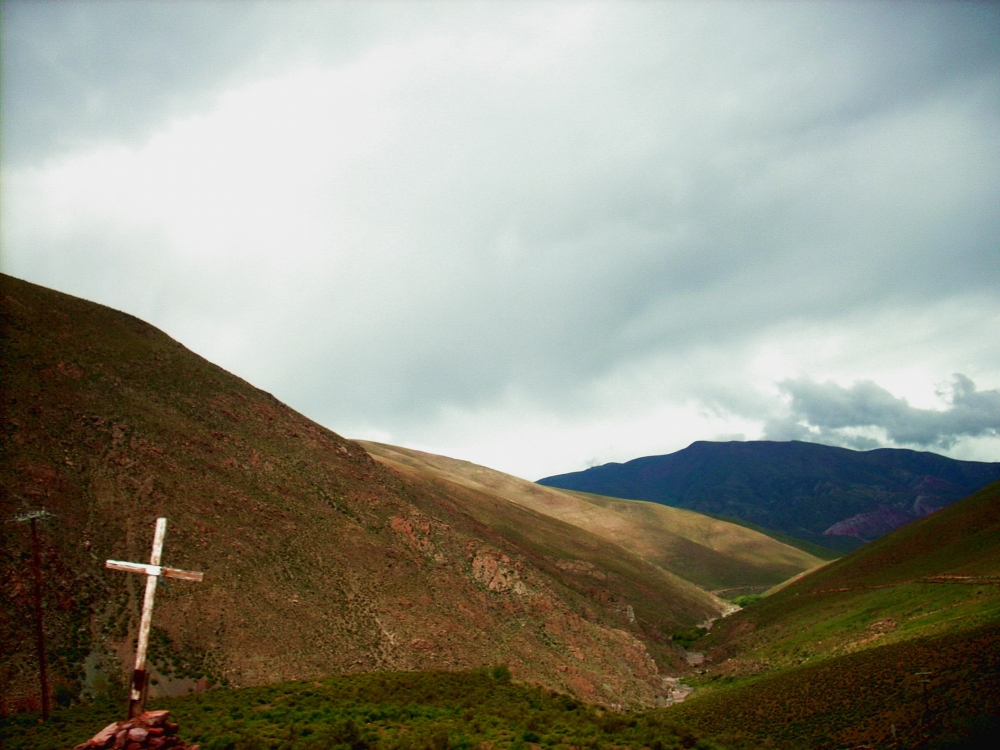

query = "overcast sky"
[3,1,999,479]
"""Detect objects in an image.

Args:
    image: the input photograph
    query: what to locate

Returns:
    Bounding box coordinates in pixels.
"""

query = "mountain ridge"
[537,439,1000,550]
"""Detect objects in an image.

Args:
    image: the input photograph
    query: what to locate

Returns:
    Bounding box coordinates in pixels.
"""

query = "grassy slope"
[564,490,823,593]
[672,480,1000,747]
[361,442,822,593]
[0,274,721,713]
[704,478,1000,667]
[696,511,842,561]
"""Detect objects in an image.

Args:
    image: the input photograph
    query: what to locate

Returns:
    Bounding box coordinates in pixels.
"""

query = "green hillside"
[703,478,1000,671]
[672,480,1000,747]
[672,620,1000,749]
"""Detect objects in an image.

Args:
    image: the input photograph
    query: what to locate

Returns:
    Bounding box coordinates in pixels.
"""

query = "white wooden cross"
[106,518,203,718]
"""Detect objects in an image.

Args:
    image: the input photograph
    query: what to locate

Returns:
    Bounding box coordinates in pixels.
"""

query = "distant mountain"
[538,441,1000,551]
[674,478,1000,747]
[360,442,824,597]
[0,274,713,713]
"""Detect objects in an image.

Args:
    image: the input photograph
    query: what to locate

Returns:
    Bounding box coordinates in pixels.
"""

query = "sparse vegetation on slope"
[696,511,842,562]
[0,274,715,714]
[563,490,822,593]
[377,456,725,672]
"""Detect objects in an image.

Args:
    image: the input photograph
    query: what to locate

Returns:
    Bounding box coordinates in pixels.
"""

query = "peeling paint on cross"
[106,518,203,718]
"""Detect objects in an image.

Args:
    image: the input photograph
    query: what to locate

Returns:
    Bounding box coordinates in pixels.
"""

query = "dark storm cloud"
[766,375,1000,450]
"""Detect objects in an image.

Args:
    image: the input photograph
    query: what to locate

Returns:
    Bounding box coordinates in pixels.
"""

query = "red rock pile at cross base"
[74,710,197,750]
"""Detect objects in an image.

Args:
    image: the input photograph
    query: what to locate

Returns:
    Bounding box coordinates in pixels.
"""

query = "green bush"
[672,627,708,649]
[490,664,511,683]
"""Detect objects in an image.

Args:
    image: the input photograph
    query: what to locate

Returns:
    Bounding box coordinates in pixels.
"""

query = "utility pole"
[10,509,57,720]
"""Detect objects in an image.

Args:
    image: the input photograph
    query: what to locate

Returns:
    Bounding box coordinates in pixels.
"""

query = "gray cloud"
[767,375,1000,450]
[0,1,445,167]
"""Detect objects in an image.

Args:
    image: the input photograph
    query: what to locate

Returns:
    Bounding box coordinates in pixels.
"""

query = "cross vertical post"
[133,517,166,717]
[106,517,203,718]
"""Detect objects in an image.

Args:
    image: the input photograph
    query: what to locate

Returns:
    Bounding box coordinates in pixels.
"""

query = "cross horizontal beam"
[105,559,204,582]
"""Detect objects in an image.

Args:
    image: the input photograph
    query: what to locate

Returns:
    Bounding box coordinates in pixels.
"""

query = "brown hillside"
[357,443,730,669]
[0,274,720,714]
[359,442,821,594]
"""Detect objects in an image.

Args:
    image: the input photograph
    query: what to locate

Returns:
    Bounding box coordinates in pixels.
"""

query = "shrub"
[671,628,708,649]
[490,664,512,683]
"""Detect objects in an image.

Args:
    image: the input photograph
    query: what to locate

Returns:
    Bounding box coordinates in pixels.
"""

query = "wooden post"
[106,518,203,718]
[10,509,55,720]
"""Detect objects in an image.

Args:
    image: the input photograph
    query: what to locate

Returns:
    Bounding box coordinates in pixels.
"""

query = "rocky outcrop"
[470,547,528,595]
